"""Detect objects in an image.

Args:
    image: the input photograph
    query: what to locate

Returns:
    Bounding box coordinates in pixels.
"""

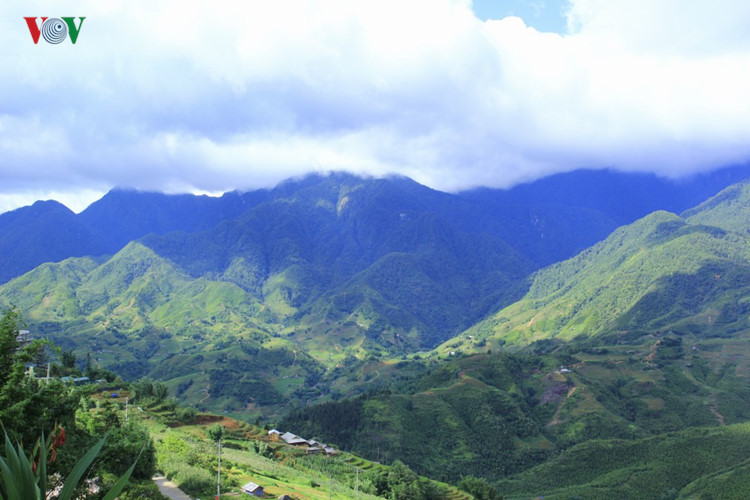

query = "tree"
[458,475,503,500]
[60,349,77,371]
[0,308,79,447]
[386,461,424,500]
[206,424,225,443]
[0,307,23,387]
[84,352,95,378]
[100,421,156,480]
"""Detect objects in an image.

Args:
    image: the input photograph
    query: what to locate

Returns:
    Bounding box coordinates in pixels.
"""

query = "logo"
[24,17,85,44]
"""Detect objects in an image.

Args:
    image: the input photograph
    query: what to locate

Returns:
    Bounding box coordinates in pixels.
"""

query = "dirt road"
[152,474,193,500]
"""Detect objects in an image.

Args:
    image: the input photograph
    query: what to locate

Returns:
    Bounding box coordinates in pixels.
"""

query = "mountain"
[278,180,750,489]
[450,180,750,351]
[1,173,748,419]
[77,188,270,252]
[0,175,531,414]
[2,166,748,288]
[0,188,270,286]
[139,173,536,348]
[0,200,108,283]
[464,165,750,225]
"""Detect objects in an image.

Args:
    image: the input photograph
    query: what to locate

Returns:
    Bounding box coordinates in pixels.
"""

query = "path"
[199,383,211,404]
[547,386,577,427]
[710,404,726,426]
[152,474,193,500]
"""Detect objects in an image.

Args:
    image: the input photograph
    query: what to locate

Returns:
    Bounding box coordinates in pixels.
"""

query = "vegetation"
[0,430,139,500]
[1,175,750,497]
[141,405,463,499]
[0,308,161,498]
[496,422,750,499]
[455,184,750,351]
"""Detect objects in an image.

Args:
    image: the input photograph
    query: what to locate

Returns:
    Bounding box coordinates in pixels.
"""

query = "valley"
[1,169,749,498]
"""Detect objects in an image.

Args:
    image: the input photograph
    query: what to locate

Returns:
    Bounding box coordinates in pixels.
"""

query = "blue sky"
[472,0,568,32]
[1,0,749,213]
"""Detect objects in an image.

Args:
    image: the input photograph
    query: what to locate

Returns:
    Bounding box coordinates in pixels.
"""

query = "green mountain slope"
[277,181,750,489]
[453,182,750,350]
[0,242,330,410]
[496,422,750,499]
[141,174,534,349]
[682,179,750,234]
[279,340,750,486]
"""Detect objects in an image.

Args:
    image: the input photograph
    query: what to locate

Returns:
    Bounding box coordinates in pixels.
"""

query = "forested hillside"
[279,180,750,497]
[452,180,750,351]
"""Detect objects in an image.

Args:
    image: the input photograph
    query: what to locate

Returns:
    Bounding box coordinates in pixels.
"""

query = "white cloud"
[1,0,750,212]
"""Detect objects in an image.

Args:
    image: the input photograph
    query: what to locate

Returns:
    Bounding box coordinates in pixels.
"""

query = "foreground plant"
[0,427,140,500]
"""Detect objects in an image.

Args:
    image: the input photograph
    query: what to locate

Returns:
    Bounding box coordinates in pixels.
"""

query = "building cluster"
[267,429,338,455]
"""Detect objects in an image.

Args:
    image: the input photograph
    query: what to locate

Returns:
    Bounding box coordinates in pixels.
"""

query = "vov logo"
[24,17,85,44]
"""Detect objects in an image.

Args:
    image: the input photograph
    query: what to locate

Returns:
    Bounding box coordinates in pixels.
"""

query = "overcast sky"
[1,0,750,213]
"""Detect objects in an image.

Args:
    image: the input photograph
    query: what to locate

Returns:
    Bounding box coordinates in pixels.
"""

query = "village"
[238,429,339,497]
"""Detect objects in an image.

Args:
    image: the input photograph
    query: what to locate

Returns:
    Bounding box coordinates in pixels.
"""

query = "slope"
[2,166,747,287]
[496,422,750,499]
[0,200,109,283]
[454,180,750,350]
[141,173,535,349]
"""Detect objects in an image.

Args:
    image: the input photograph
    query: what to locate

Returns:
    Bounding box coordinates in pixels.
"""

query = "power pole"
[216,438,222,500]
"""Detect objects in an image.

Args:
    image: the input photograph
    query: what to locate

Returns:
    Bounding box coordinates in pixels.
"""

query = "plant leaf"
[15,441,41,499]
[1,433,21,500]
[38,430,47,499]
[56,436,106,500]
[100,447,142,500]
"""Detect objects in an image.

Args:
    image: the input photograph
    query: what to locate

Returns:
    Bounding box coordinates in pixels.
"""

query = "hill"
[278,339,750,486]
[496,422,750,499]
[2,166,748,288]
[277,180,750,490]
[452,180,750,351]
[0,200,108,283]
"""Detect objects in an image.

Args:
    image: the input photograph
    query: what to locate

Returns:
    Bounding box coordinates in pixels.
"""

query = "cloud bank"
[1,0,750,212]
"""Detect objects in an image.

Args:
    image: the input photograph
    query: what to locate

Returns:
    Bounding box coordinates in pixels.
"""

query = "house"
[324,446,338,455]
[280,432,308,446]
[267,429,281,441]
[241,482,264,496]
[60,376,91,386]
[306,446,322,454]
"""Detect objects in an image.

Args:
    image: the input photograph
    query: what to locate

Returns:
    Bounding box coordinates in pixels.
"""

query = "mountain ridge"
[3,165,749,287]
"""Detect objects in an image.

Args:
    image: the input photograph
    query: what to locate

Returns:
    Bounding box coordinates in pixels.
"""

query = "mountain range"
[1,167,750,496]
[0,168,748,391]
